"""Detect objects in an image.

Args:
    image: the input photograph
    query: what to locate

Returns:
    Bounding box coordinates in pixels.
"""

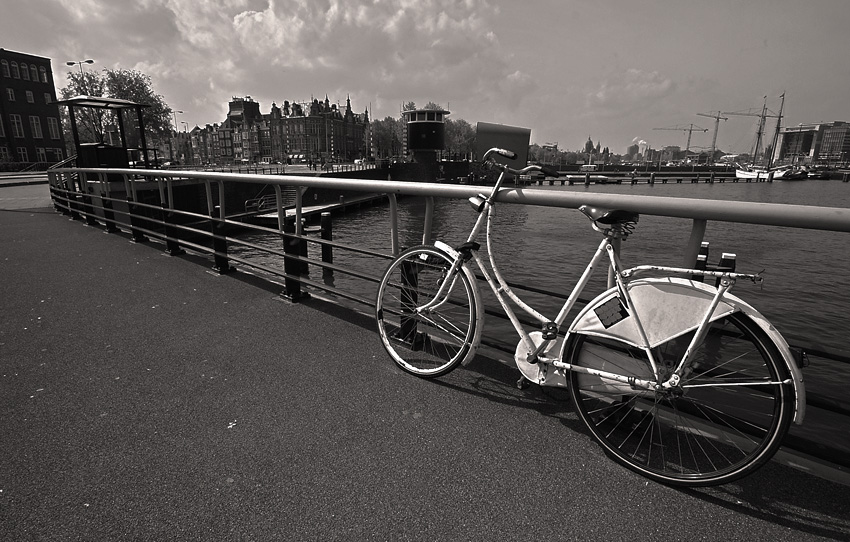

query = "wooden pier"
[517,171,763,186]
[244,193,388,228]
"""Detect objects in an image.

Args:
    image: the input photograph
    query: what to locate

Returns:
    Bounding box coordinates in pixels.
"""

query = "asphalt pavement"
[2,189,850,540]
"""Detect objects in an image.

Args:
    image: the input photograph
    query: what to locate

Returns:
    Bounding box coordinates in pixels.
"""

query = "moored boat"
[735,164,806,180]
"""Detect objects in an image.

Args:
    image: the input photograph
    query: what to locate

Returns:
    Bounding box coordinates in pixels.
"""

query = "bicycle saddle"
[579,205,640,225]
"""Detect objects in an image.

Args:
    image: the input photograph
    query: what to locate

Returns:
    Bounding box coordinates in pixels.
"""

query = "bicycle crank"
[514,331,568,388]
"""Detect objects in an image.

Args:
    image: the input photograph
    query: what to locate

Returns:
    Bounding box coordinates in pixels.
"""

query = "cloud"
[584,69,676,117]
[11,0,530,130]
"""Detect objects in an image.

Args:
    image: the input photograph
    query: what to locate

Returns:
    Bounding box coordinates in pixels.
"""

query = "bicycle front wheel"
[376,245,480,378]
[565,312,794,486]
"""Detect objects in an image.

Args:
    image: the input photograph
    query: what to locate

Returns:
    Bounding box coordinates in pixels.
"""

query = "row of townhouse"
[185,95,371,166]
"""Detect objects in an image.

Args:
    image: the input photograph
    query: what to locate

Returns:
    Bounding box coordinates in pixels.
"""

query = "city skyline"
[3,0,850,154]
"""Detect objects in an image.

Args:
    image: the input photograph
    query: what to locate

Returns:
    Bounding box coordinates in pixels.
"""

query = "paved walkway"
[2,190,850,540]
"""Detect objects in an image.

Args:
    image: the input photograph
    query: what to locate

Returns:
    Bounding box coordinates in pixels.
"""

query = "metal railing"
[48,166,850,468]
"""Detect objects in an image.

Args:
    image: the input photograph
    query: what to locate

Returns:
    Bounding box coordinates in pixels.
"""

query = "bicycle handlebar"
[482,147,518,161]
[482,147,560,178]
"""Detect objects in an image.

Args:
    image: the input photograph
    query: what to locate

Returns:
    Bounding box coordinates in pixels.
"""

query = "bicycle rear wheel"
[376,245,480,378]
[565,312,794,486]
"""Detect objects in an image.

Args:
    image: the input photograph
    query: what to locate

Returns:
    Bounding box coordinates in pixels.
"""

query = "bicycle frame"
[379,150,808,484]
[417,160,799,398]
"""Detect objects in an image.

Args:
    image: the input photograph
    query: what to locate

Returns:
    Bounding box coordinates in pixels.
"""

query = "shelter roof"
[54,95,149,110]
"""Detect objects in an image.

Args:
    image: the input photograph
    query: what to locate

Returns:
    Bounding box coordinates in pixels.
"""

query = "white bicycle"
[375,148,806,486]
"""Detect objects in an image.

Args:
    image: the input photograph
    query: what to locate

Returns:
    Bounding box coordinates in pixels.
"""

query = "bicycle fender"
[566,277,805,424]
[432,241,485,363]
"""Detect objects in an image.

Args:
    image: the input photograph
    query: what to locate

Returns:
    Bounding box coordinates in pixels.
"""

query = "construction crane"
[696,111,728,164]
[652,123,708,163]
[722,93,784,167]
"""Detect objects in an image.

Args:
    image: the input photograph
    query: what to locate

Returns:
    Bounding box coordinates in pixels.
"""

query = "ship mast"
[767,92,785,168]
[723,94,784,167]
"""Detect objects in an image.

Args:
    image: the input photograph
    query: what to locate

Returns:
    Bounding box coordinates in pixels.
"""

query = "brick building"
[190,95,371,166]
[0,49,65,167]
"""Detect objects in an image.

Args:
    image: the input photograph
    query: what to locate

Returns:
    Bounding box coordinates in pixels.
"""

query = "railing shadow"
[680,461,850,539]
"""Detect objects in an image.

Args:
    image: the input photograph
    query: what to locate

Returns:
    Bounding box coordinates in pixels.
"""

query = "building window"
[1,60,9,77]
[30,65,39,81]
[36,147,47,162]
[20,63,30,80]
[30,116,43,138]
[11,62,20,79]
[6,88,14,101]
[48,117,60,139]
[40,66,48,83]
[10,114,24,138]
[26,90,34,103]
[0,146,9,160]
[44,93,52,104]
[53,148,64,160]
[0,121,4,137]
[17,147,29,162]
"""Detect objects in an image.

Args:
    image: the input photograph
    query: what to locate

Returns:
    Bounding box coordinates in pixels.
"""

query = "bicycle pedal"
[516,376,531,390]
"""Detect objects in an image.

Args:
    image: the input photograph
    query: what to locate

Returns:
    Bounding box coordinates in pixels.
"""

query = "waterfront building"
[0,48,65,167]
[775,121,850,166]
[189,95,371,166]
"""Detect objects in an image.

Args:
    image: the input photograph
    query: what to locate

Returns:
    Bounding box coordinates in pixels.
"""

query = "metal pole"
[389,193,399,255]
[423,196,434,245]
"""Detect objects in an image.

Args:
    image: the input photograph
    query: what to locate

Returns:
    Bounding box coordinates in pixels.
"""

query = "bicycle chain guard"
[514,332,568,388]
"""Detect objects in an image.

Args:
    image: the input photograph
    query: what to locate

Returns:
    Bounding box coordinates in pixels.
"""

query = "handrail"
[56,167,850,233]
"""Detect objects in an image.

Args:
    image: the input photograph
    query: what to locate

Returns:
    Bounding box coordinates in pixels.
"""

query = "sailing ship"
[733,93,806,180]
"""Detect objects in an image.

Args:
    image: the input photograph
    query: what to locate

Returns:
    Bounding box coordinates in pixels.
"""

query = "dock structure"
[518,172,754,186]
[245,192,388,228]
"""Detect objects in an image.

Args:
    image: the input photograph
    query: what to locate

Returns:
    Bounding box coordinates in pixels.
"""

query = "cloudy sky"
[3,0,849,154]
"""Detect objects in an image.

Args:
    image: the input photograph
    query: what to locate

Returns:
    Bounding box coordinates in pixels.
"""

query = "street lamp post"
[65,59,97,142]
[172,110,184,132]
[66,59,94,76]
[170,110,183,162]
[66,59,95,96]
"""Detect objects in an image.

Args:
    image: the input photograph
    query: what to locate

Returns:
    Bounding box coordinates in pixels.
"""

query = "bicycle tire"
[565,311,794,486]
[376,245,480,378]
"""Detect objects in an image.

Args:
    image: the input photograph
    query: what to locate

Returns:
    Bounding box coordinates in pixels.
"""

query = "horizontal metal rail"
[56,167,850,231]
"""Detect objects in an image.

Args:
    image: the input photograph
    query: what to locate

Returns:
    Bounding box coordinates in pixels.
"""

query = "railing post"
[683,219,708,267]
[281,215,309,302]
[423,196,434,245]
[295,188,308,274]
[691,242,709,282]
[321,212,333,264]
[125,174,149,243]
[389,193,399,256]
[66,171,83,220]
[160,176,184,255]
[206,180,232,273]
[80,172,98,226]
[47,172,62,214]
[98,172,120,233]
